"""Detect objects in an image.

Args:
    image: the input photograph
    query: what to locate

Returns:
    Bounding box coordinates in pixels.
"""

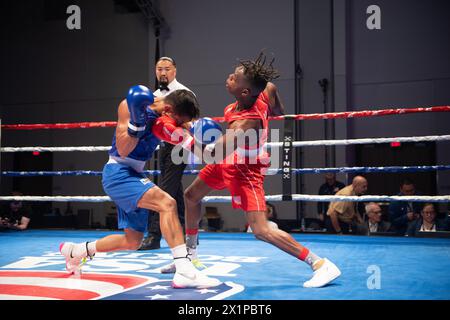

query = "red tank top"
[223,91,270,164]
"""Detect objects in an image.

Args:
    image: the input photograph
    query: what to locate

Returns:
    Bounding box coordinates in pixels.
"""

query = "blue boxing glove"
[190,117,223,145]
[126,85,155,138]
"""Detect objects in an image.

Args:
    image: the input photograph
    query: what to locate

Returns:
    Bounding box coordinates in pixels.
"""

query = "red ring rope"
[1,121,117,130]
[1,106,449,130]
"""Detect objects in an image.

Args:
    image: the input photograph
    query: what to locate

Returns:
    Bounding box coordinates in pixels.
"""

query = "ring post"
[282,116,295,202]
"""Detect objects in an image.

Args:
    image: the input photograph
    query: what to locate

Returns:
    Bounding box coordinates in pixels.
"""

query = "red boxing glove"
[152,115,194,150]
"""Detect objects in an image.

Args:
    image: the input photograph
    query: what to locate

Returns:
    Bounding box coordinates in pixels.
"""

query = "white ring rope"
[1,194,450,203]
[1,134,450,153]
[0,145,161,153]
[275,135,450,147]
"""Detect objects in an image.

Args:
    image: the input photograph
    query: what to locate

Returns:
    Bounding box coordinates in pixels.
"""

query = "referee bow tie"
[158,84,170,91]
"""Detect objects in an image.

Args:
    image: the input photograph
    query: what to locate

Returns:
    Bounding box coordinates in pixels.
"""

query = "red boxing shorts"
[199,163,267,212]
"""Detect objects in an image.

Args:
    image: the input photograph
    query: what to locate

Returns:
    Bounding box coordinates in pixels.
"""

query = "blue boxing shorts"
[102,162,155,233]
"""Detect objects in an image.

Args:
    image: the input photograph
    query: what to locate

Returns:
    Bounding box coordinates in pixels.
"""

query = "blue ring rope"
[2,165,450,177]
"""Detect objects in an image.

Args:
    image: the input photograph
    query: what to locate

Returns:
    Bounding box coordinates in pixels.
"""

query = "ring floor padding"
[0,230,449,300]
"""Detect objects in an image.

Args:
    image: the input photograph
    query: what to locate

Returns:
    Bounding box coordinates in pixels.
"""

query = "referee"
[139,56,195,250]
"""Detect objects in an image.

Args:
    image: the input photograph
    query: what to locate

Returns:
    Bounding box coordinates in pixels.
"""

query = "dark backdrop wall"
[0,0,150,224]
[1,0,449,229]
[349,0,450,211]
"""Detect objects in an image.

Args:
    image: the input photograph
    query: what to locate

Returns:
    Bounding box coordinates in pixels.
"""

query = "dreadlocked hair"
[239,51,280,92]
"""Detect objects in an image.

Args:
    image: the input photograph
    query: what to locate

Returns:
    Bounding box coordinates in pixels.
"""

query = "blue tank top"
[109,108,161,161]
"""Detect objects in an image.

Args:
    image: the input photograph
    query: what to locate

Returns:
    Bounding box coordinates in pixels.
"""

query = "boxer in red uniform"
[180,53,341,288]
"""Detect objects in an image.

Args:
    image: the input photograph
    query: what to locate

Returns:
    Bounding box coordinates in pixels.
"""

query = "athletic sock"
[299,247,322,270]
[171,244,194,273]
[87,241,97,258]
[186,228,198,249]
[186,228,199,259]
[72,241,96,259]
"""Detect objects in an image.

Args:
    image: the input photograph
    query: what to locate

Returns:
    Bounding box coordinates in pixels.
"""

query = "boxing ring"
[1,106,450,300]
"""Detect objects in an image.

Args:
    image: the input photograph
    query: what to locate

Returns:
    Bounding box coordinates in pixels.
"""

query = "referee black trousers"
[147,143,186,240]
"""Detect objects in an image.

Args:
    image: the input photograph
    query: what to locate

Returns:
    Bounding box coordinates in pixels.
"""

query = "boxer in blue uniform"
[60,86,221,289]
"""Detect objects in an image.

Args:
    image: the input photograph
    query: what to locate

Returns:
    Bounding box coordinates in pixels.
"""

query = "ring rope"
[265,106,450,122]
[0,121,117,131]
[0,145,160,152]
[2,106,449,129]
[271,134,450,147]
[2,134,450,153]
[1,194,450,203]
[3,165,450,177]
[0,146,111,153]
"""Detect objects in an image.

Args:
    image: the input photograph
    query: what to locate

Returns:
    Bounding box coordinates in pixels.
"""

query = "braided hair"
[238,51,280,92]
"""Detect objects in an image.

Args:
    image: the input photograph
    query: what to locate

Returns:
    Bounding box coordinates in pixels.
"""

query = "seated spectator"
[388,178,422,236]
[247,202,279,233]
[406,203,448,237]
[326,176,368,234]
[0,192,31,231]
[356,202,393,235]
[317,173,345,226]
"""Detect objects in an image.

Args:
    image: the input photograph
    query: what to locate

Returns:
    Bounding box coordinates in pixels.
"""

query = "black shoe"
[138,236,161,250]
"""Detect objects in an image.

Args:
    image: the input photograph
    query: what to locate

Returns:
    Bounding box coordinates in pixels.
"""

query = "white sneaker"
[172,270,221,289]
[160,259,206,274]
[59,242,82,275]
[160,262,176,274]
[192,259,207,270]
[303,258,341,288]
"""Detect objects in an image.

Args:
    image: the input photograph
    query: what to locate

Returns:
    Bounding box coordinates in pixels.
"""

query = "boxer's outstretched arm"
[209,118,261,160]
[115,99,139,158]
[152,117,194,151]
[265,82,285,116]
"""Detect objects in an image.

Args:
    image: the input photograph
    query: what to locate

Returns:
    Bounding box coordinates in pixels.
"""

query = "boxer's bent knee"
[149,193,176,213]
[159,197,177,214]
[138,187,176,213]
[184,187,201,204]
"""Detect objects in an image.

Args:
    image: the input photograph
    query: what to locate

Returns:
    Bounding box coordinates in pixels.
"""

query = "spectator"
[326,176,368,234]
[388,178,422,236]
[317,173,345,225]
[247,203,279,233]
[356,202,393,235]
[406,203,448,237]
[0,192,31,231]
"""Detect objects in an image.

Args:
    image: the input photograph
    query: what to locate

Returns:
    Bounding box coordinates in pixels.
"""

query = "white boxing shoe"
[172,270,222,289]
[160,262,176,274]
[161,259,206,274]
[59,242,83,275]
[303,258,341,288]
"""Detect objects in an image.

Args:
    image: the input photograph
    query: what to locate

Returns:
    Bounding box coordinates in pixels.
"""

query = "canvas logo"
[0,270,152,300]
[103,280,244,300]
[0,270,243,300]
[0,251,265,300]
